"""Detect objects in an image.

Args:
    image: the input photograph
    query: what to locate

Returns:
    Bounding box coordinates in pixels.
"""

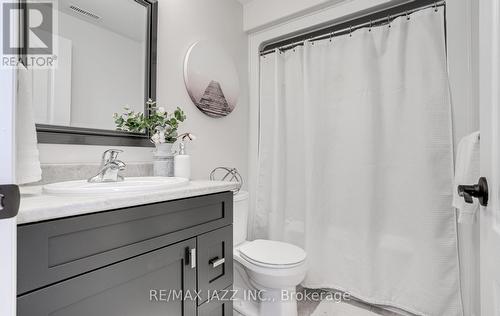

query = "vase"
[153,143,174,177]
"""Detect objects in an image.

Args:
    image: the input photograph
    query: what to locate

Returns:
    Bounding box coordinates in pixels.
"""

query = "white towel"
[16,66,42,184]
[452,131,480,223]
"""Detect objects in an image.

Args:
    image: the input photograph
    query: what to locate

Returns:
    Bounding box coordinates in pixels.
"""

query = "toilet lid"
[239,240,306,267]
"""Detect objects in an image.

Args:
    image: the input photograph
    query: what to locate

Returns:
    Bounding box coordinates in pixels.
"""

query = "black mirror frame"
[34,0,158,147]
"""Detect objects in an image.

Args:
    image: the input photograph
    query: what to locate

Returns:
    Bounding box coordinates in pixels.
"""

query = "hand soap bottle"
[174,142,191,179]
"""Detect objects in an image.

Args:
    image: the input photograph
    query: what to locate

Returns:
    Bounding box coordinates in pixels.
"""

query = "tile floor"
[297,287,411,316]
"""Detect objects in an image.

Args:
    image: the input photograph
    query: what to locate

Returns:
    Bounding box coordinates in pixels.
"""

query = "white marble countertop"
[18,180,238,225]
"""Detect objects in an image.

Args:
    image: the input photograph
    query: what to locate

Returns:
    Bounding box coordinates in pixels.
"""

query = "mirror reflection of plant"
[113,99,187,144]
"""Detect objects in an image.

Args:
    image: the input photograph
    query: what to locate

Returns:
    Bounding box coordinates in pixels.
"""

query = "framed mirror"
[33,0,157,146]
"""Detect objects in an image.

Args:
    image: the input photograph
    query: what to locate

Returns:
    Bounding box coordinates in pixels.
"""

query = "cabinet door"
[197,225,233,304]
[198,288,233,316]
[18,239,197,316]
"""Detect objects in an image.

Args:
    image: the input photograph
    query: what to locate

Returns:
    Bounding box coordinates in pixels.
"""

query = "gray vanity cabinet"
[18,239,197,316]
[198,288,234,316]
[17,191,234,316]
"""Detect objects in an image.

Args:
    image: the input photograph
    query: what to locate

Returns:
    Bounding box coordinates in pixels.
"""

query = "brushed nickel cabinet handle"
[190,248,196,269]
[209,257,225,268]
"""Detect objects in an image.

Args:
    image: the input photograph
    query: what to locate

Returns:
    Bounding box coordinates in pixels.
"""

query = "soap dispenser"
[174,141,191,179]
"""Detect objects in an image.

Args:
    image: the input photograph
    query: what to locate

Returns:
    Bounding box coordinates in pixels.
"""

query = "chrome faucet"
[88,149,126,183]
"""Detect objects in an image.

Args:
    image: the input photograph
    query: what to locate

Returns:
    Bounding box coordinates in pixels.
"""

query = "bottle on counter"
[174,142,190,179]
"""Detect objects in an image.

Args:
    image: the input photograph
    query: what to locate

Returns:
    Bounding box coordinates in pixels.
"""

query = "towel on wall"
[16,66,42,184]
[452,131,480,223]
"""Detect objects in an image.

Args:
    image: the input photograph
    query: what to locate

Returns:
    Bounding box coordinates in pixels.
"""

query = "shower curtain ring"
[406,11,410,20]
[387,15,391,28]
[349,26,352,37]
[329,32,333,42]
[434,2,438,12]
[369,20,372,32]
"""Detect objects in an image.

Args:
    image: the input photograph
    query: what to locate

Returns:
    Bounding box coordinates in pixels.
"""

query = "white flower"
[157,107,166,114]
[158,130,165,143]
[151,132,161,144]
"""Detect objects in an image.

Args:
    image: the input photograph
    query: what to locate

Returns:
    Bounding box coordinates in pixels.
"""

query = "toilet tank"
[233,190,249,246]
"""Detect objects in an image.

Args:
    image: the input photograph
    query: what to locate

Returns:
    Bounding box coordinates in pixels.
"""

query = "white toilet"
[233,191,307,316]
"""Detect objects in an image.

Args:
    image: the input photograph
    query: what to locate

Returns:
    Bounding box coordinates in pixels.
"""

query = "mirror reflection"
[34,0,148,131]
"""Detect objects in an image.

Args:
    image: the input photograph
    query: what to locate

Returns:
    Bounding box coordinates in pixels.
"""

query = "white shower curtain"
[255,8,462,316]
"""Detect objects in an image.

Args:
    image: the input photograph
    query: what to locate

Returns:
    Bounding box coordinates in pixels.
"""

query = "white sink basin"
[43,177,189,195]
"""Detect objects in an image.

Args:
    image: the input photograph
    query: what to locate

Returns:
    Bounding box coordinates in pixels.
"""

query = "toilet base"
[233,261,300,316]
[233,263,259,316]
[250,280,298,316]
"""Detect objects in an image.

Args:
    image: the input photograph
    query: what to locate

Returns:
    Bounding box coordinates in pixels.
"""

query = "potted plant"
[113,99,189,176]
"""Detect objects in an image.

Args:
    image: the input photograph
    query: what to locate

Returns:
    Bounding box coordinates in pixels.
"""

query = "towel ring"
[209,167,243,194]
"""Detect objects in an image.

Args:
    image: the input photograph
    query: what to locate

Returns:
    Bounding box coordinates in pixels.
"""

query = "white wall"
[243,0,346,32]
[155,0,248,182]
[39,0,249,183]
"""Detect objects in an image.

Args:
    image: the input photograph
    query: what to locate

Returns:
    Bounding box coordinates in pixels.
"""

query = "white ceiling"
[58,0,147,42]
[237,0,254,4]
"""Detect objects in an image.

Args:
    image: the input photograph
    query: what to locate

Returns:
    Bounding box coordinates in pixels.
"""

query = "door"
[198,287,233,316]
[0,16,18,316]
[197,226,233,304]
[480,0,500,314]
[17,239,197,316]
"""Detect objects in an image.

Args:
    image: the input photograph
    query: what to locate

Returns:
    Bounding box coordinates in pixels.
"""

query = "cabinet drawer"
[18,191,233,295]
[18,239,197,316]
[198,287,234,316]
[197,225,233,304]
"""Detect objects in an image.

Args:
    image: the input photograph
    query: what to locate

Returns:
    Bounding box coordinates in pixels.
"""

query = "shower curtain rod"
[260,0,446,56]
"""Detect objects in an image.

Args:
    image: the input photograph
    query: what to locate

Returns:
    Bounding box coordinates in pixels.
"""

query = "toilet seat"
[238,239,306,269]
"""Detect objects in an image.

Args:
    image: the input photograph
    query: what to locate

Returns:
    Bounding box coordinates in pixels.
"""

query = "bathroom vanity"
[16,182,235,316]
